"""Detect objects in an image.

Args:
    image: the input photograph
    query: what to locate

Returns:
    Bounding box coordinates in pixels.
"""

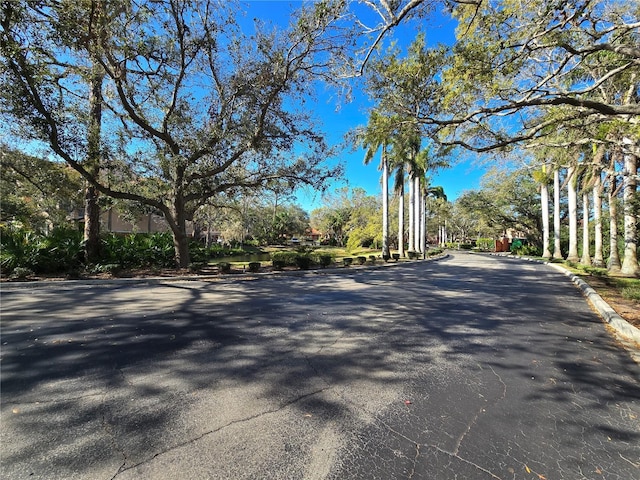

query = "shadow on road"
[2,252,639,478]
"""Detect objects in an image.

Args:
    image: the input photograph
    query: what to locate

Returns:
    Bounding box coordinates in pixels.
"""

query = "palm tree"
[620,137,639,276]
[420,181,447,253]
[361,111,394,260]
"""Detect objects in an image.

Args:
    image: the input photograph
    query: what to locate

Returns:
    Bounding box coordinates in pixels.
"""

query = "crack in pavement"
[110,386,333,478]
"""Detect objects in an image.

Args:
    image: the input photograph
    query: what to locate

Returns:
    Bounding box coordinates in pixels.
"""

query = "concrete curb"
[485,252,640,345]
[546,262,640,344]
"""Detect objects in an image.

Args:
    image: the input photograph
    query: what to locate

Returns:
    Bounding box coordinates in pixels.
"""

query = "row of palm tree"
[535,139,638,277]
[361,111,447,259]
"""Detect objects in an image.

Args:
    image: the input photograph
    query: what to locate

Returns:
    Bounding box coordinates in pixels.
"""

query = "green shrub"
[188,262,206,273]
[581,265,608,277]
[217,262,231,273]
[100,232,175,268]
[392,253,400,261]
[407,251,418,259]
[272,259,286,270]
[271,251,298,266]
[295,254,313,270]
[368,255,376,264]
[622,285,640,302]
[248,262,261,272]
[316,254,333,268]
[343,257,353,266]
[0,225,83,274]
[356,256,367,265]
[476,238,495,251]
[512,243,541,257]
[10,267,34,280]
[92,263,122,275]
[428,248,443,256]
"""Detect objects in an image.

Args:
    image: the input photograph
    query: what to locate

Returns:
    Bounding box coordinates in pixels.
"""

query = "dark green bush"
[248,262,261,272]
[356,256,367,265]
[271,251,298,266]
[368,255,376,264]
[100,232,175,268]
[392,253,400,261]
[407,251,418,259]
[343,257,353,266]
[188,262,206,273]
[217,262,231,273]
[316,254,333,268]
[0,225,83,275]
[295,254,313,270]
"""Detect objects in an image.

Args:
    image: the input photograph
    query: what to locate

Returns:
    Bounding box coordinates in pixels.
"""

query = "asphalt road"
[1,251,639,480]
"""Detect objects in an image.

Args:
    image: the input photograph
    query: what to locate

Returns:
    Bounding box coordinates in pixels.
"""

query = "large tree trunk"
[553,167,562,259]
[581,190,591,265]
[165,195,191,269]
[592,172,605,267]
[397,183,405,257]
[381,149,390,259]
[566,165,580,262]
[540,177,552,259]
[620,143,639,276]
[84,65,103,263]
[607,173,622,273]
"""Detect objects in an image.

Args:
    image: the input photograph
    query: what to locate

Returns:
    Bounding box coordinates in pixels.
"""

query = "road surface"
[1,252,639,479]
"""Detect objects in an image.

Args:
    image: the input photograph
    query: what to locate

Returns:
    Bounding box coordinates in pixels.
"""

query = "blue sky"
[242,0,488,212]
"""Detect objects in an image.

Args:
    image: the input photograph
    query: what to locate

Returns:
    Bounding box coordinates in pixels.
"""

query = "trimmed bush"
[217,262,231,273]
[392,253,400,261]
[248,262,261,272]
[407,251,418,259]
[356,256,367,265]
[316,254,332,268]
[343,257,353,266]
[295,254,313,270]
[188,262,206,273]
[272,259,286,270]
[368,255,376,264]
[271,251,298,266]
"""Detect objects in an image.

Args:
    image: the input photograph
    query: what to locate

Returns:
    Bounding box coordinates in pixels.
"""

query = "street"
[1,252,639,479]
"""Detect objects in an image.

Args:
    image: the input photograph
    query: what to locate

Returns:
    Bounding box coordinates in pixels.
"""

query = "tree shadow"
[1,252,638,478]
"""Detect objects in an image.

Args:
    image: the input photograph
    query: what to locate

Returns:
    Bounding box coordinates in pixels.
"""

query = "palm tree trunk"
[408,173,415,252]
[398,183,405,257]
[540,178,552,259]
[608,173,622,273]
[592,172,605,267]
[567,165,580,262]
[581,191,591,265]
[620,142,639,276]
[381,149,390,259]
[420,196,426,258]
[553,167,562,259]
[414,176,421,253]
